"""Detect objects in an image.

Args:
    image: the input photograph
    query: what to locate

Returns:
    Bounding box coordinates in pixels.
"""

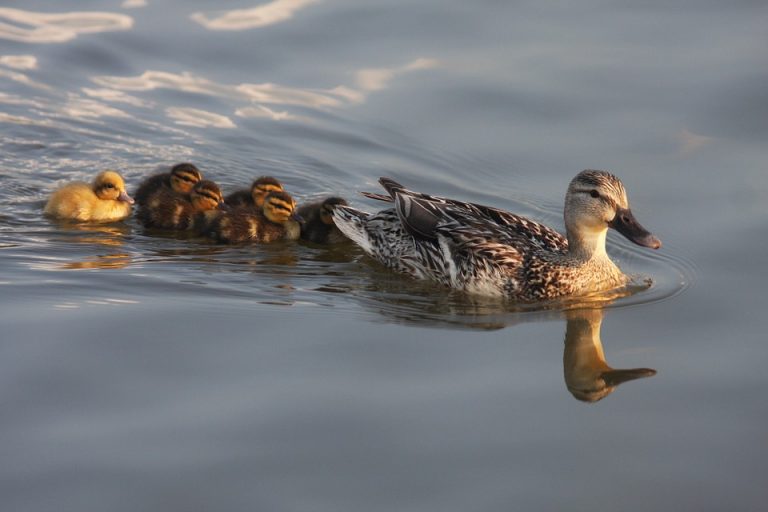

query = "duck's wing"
[383,178,567,252]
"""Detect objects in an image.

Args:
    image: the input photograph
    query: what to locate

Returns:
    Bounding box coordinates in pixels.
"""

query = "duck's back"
[44,182,131,222]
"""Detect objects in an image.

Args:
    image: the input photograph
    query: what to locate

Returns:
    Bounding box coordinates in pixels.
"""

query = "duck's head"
[190,180,225,211]
[170,163,203,194]
[93,170,134,204]
[319,197,348,225]
[263,191,302,224]
[251,176,284,208]
[564,170,661,255]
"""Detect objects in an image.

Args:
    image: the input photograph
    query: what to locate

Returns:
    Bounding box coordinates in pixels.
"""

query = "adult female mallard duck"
[332,170,661,301]
[138,179,225,231]
[44,170,134,222]
[207,190,302,244]
[224,176,284,208]
[297,196,349,244]
[133,162,202,206]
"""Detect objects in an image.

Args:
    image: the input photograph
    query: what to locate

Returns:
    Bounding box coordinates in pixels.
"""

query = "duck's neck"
[565,225,610,263]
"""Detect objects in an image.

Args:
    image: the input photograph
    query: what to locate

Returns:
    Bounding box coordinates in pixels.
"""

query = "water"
[1,1,767,510]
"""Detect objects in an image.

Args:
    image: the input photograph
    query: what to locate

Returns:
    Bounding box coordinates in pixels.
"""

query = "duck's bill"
[610,207,662,249]
[217,202,230,211]
[118,191,135,204]
[292,212,305,224]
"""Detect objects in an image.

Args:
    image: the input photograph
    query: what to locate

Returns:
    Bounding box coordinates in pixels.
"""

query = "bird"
[133,162,202,207]
[297,196,349,244]
[138,179,225,231]
[44,170,134,222]
[224,176,284,208]
[207,190,302,244]
[332,170,661,301]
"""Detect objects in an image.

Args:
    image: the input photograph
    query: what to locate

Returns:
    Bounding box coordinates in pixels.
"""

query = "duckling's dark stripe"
[198,192,221,202]
[256,184,282,193]
[269,201,293,212]
[173,173,200,184]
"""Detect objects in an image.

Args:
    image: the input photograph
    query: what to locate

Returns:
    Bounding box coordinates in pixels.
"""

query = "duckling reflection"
[564,308,656,402]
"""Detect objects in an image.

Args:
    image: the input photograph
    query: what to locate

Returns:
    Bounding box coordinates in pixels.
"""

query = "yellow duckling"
[224,176,284,208]
[44,170,134,222]
[297,196,349,244]
[208,190,302,244]
[140,179,225,231]
[134,162,202,206]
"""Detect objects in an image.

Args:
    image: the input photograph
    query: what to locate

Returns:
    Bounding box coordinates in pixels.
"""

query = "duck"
[224,176,284,208]
[297,196,349,244]
[139,179,225,231]
[331,170,661,301]
[207,190,302,244]
[44,170,134,222]
[133,162,202,206]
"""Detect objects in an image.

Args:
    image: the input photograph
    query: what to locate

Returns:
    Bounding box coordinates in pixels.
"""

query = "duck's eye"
[589,190,600,199]
[104,183,115,189]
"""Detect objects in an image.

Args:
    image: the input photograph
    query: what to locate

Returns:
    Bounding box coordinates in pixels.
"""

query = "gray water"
[1,1,767,510]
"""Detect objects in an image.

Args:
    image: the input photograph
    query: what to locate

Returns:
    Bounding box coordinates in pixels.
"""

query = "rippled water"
[2,1,767,511]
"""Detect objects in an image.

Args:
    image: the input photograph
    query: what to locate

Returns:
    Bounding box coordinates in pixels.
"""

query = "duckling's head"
[319,197,349,225]
[170,163,203,194]
[250,176,284,207]
[93,170,134,204]
[263,191,300,224]
[565,170,660,253]
[190,180,224,211]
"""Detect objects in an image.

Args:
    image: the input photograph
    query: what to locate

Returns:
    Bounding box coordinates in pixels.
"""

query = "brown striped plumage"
[134,163,202,206]
[297,196,349,244]
[224,176,284,208]
[207,190,301,243]
[333,171,661,301]
[138,179,224,231]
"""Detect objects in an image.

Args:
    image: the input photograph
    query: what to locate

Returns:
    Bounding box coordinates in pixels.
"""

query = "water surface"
[1,1,767,511]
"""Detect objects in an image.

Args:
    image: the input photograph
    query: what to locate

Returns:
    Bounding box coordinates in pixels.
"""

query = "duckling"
[333,171,661,301]
[133,162,202,206]
[44,170,134,222]
[208,190,302,244]
[224,176,284,208]
[297,196,349,244]
[139,179,224,231]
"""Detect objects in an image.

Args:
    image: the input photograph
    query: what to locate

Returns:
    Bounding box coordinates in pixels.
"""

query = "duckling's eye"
[589,190,600,199]
[104,183,115,189]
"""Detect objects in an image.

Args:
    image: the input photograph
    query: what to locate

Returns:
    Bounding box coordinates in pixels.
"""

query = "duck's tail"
[332,206,373,254]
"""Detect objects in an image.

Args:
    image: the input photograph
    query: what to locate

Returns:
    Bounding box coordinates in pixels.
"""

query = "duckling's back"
[138,187,196,230]
[134,173,170,206]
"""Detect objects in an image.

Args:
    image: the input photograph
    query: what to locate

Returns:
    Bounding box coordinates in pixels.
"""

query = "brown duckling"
[224,176,283,208]
[297,196,349,244]
[139,179,225,230]
[134,162,202,206]
[208,190,302,244]
[44,170,134,222]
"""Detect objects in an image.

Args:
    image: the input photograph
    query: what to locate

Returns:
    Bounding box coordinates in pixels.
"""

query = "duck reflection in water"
[563,308,656,402]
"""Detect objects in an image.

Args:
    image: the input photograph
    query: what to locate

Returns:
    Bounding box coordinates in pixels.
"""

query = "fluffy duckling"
[44,170,134,222]
[297,196,349,244]
[134,162,202,206]
[139,179,224,231]
[208,190,302,244]
[224,176,284,208]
